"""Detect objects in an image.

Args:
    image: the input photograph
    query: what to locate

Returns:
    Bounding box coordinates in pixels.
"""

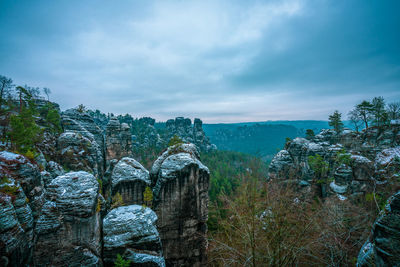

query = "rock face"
[0,179,34,266]
[357,191,400,266]
[61,108,105,176]
[268,126,400,199]
[57,131,103,177]
[106,117,132,162]
[103,205,165,267]
[111,157,150,205]
[151,143,210,266]
[166,117,215,151]
[0,151,44,220]
[34,171,102,266]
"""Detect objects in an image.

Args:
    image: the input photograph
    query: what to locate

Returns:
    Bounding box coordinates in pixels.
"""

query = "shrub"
[168,135,183,147]
[143,186,153,208]
[111,192,124,209]
[114,254,130,267]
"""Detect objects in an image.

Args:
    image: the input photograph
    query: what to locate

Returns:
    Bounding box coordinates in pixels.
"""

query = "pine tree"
[328,110,344,133]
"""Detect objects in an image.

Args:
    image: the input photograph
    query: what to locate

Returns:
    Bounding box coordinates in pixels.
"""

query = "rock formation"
[357,191,400,266]
[61,108,105,176]
[103,205,165,266]
[268,126,400,200]
[0,179,34,266]
[151,143,210,266]
[0,151,45,220]
[111,157,150,205]
[34,171,102,266]
[166,117,215,151]
[105,117,132,162]
[57,131,103,177]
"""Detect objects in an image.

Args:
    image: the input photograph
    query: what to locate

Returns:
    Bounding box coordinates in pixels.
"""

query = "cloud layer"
[0,0,399,122]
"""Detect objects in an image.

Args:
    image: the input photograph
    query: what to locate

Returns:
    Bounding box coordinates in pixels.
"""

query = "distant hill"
[203,120,354,162]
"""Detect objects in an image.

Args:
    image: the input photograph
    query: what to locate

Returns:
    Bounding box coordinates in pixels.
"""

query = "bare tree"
[43,87,51,101]
[0,75,13,107]
[348,108,363,132]
[387,102,400,120]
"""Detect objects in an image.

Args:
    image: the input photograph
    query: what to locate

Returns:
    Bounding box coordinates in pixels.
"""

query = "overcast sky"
[0,0,399,123]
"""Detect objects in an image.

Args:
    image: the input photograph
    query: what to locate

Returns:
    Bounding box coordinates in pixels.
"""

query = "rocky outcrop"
[132,117,164,151]
[111,157,150,205]
[57,131,103,177]
[34,171,102,266]
[166,117,215,151]
[106,117,132,162]
[0,151,44,220]
[268,126,400,199]
[357,191,400,266]
[61,108,105,176]
[0,179,34,266]
[151,143,209,266]
[103,205,165,267]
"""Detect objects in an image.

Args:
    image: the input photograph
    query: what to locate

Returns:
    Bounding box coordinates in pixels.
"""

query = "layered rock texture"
[103,205,165,267]
[106,117,132,162]
[60,109,105,176]
[268,126,400,200]
[0,104,213,266]
[357,191,400,266]
[34,171,102,266]
[151,143,210,266]
[111,157,150,205]
[166,117,216,151]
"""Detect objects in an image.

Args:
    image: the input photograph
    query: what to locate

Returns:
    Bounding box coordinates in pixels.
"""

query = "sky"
[0,0,399,123]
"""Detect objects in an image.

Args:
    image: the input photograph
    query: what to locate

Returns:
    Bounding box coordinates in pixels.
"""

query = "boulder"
[0,151,44,220]
[151,143,209,266]
[34,171,102,266]
[111,157,150,205]
[103,205,164,266]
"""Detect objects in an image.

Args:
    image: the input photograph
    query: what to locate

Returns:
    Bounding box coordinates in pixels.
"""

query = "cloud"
[0,0,399,122]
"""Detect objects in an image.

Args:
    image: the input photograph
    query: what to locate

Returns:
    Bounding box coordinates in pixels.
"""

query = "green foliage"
[305,129,315,140]
[202,150,268,232]
[96,198,101,213]
[111,192,124,209]
[143,186,153,207]
[0,176,11,184]
[23,149,37,161]
[168,135,183,147]
[114,254,131,267]
[0,182,19,196]
[308,154,328,180]
[45,106,62,133]
[328,110,344,133]
[335,150,352,166]
[8,105,42,153]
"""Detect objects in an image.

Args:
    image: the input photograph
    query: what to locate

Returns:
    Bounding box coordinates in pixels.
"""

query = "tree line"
[327,96,399,133]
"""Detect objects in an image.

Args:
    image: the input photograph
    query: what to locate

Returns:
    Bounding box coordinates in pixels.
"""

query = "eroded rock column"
[151,143,209,266]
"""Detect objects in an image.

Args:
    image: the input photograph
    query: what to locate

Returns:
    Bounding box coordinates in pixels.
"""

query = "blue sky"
[0,0,399,122]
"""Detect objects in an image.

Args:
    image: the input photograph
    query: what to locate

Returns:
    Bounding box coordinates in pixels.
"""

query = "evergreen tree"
[328,110,344,133]
[8,87,42,153]
[305,129,315,140]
